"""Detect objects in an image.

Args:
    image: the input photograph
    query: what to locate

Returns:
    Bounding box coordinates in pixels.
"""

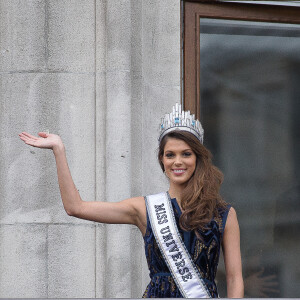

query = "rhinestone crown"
[158,103,204,144]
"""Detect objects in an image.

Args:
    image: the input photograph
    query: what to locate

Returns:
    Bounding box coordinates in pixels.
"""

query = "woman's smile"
[161,138,196,186]
[172,168,187,175]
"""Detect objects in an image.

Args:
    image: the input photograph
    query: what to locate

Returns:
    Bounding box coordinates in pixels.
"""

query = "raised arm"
[222,207,244,298]
[18,132,146,233]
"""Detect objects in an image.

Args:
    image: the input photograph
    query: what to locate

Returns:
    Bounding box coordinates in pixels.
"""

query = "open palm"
[19,132,63,150]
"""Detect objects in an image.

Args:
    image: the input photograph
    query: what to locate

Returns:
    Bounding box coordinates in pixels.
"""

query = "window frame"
[182,0,300,118]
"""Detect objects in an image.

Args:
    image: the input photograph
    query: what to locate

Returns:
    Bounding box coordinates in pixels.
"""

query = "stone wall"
[0,0,180,297]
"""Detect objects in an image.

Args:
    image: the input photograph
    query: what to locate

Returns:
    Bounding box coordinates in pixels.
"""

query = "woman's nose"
[174,156,182,165]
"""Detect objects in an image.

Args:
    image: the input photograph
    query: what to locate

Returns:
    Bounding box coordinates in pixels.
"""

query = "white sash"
[145,192,211,298]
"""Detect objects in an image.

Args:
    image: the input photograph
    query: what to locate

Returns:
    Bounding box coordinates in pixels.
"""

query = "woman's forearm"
[53,144,83,216]
[19,132,84,217]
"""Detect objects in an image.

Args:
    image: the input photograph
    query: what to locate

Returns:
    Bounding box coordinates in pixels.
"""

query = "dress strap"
[220,204,232,240]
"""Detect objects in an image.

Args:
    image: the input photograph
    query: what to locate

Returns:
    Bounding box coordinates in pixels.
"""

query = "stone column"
[0,0,97,297]
[103,0,133,297]
[0,0,181,297]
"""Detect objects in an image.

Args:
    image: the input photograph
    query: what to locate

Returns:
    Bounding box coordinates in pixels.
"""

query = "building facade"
[0,0,180,297]
[1,0,300,298]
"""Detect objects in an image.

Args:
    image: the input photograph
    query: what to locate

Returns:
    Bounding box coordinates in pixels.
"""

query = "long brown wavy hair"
[158,130,227,232]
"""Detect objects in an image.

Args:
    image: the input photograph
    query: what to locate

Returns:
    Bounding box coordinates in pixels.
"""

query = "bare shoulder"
[222,206,241,254]
[122,195,146,215]
[134,196,146,218]
[224,207,239,233]
[122,196,145,210]
[123,196,147,235]
[228,206,237,219]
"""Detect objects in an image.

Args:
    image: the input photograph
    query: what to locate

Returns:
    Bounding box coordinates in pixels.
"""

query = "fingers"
[19,132,37,139]
[261,287,280,294]
[19,132,48,141]
[254,267,264,276]
[38,132,49,138]
[18,132,39,147]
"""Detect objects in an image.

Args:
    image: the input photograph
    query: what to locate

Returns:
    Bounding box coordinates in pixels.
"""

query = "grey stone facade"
[0,0,180,297]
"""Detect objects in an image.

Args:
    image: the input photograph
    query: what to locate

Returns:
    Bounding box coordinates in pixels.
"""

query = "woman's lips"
[172,169,186,175]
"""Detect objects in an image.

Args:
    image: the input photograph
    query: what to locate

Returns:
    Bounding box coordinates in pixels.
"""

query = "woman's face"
[161,138,197,187]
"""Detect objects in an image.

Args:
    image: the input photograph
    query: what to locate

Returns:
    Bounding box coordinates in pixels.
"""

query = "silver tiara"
[158,103,204,143]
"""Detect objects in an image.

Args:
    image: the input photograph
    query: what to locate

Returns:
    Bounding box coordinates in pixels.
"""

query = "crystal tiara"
[158,103,204,144]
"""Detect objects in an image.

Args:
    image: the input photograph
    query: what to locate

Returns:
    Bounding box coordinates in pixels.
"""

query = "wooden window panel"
[183,1,300,118]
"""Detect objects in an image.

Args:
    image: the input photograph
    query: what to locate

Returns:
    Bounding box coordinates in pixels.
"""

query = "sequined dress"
[143,197,231,298]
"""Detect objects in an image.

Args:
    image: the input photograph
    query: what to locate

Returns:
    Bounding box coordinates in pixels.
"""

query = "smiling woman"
[19,103,243,298]
[143,105,243,297]
[161,138,197,186]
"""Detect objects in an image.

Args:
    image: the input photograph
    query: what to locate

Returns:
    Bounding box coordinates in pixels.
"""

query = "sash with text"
[145,192,211,298]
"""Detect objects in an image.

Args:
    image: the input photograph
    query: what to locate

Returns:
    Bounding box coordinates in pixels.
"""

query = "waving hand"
[19,132,63,150]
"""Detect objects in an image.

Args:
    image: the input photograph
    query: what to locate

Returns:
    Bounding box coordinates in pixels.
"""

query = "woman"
[19,104,243,298]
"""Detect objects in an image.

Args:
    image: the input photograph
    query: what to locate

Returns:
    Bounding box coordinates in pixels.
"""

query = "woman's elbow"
[64,203,82,217]
[65,208,75,216]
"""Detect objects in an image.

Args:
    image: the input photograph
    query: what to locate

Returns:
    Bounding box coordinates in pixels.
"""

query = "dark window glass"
[200,18,300,298]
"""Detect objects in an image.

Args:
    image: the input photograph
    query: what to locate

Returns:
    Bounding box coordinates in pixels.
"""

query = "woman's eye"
[183,152,192,157]
[165,153,174,158]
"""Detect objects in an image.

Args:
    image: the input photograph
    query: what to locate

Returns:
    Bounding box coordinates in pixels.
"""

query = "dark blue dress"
[143,197,231,298]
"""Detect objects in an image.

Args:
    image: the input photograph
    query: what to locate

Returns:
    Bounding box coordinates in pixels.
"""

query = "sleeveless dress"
[143,197,231,298]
